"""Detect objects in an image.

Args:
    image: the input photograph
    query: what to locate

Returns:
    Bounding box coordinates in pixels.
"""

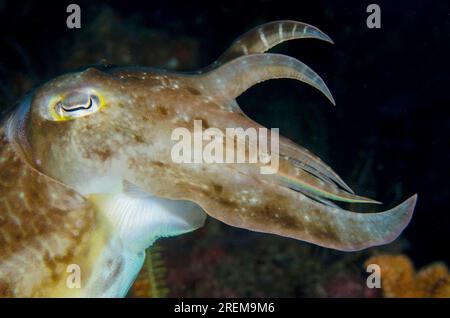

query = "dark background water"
[0,0,449,296]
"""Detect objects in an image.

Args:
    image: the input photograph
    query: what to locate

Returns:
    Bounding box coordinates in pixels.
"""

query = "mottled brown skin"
[0,20,416,297]
[0,125,109,297]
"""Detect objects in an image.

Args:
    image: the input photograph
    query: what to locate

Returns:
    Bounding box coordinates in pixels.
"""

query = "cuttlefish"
[0,20,417,297]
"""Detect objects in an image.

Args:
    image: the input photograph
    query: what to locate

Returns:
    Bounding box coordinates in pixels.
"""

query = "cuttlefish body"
[0,21,417,297]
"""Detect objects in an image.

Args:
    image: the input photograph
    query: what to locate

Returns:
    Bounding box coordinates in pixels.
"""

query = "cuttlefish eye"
[49,91,104,121]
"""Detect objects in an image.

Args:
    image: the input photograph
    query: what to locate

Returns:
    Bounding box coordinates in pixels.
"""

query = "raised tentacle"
[195,53,335,105]
[209,20,333,69]
[188,26,352,193]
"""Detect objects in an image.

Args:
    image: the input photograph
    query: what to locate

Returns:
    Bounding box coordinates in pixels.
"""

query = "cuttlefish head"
[23,68,155,194]
[12,21,417,252]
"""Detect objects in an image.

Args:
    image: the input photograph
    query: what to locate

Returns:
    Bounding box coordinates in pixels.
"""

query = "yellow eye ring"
[49,91,104,121]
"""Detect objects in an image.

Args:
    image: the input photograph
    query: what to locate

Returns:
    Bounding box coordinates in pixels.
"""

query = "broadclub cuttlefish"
[0,20,417,297]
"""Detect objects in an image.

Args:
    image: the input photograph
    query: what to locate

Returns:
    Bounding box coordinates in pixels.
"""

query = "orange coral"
[365,254,450,298]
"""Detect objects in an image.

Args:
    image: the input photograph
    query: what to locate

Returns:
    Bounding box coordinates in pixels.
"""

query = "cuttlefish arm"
[153,22,416,251]
[108,21,415,251]
[132,96,415,251]
[145,158,416,251]
[206,20,333,69]
[194,21,354,193]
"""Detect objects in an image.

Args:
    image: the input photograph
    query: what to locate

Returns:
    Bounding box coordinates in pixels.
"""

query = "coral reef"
[324,274,380,298]
[364,254,450,298]
[159,219,401,297]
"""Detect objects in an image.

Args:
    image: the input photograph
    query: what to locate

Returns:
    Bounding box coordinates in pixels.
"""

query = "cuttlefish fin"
[89,181,207,253]
[206,20,333,69]
[80,183,206,297]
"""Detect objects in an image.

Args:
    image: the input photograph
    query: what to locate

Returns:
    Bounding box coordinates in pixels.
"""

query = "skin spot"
[92,148,113,161]
[212,183,223,194]
[215,196,239,209]
[133,134,144,143]
[257,203,303,231]
[196,185,239,210]
[174,119,191,129]
[186,86,201,96]
[43,252,60,282]
[306,214,340,243]
[0,279,13,297]
[195,118,210,129]
[155,105,168,116]
[152,161,166,168]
